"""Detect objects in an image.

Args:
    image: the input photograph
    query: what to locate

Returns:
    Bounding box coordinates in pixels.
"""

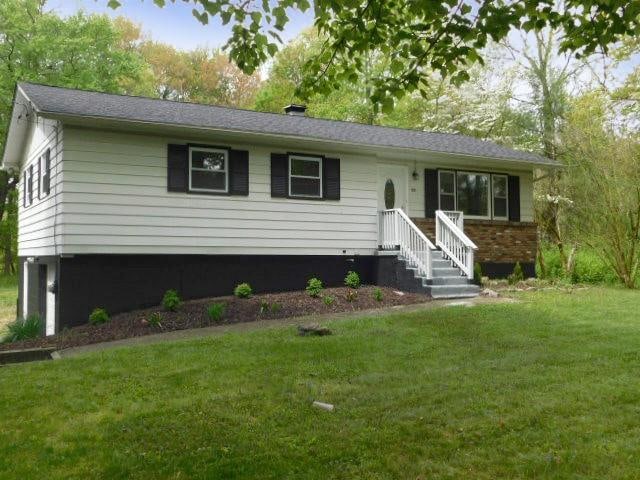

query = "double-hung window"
[438,170,456,211]
[437,170,508,220]
[289,155,322,198]
[41,148,51,197]
[189,146,228,193]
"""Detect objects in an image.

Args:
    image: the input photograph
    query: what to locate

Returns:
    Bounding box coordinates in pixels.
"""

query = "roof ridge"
[17,82,552,165]
[17,82,523,147]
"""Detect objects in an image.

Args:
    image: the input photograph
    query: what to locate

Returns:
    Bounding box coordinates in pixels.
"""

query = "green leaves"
[112,0,639,113]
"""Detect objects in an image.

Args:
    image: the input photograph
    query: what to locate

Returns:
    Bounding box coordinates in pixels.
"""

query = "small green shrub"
[473,262,483,286]
[89,308,109,325]
[346,289,358,302]
[373,288,383,302]
[234,283,253,298]
[207,303,225,322]
[2,315,42,343]
[259,300,270,315]
[148,312,162,327]
[306,277,323,297]
[344,271,361,289]
[270,302,282,313]
[323,295,335,306]
[162,289,181,311]
[259,300,282,315]
[507,262,525,285]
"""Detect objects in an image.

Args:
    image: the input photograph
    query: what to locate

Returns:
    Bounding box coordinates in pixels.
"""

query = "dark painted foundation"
[480,262,536,279]
[57,254,377,329]
[18,254,536,332]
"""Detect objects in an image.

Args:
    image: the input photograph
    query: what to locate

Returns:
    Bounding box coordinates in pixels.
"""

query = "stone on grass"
[297,324,332,336]
[481,288,499,298]
[312,401,335,412]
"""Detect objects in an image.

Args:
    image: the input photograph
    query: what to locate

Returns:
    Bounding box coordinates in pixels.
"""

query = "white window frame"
[288,154,322,198]
[437,170,456,211]
[188,146,229,193]
[492,174,509,220]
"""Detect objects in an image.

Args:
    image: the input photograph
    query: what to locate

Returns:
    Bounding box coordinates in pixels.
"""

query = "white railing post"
[434,210,478,277]
[378,209,435,280]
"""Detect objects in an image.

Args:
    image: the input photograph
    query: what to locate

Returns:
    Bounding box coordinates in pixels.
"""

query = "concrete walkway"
[54,295,513,359]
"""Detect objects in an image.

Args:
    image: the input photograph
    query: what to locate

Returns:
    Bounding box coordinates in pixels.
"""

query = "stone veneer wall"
[412,218,538,277]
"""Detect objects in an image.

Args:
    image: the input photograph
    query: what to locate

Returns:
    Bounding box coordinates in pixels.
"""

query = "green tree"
[502,29,587,276]
[255,30,382,124]
[0,0,149,273]
[110,0,639,109]
[563,91,640,288]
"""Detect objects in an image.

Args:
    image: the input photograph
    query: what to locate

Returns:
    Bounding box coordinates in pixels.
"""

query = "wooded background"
[1,0,639,286]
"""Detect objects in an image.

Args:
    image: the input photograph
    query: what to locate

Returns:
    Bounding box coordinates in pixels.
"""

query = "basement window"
[289,155,322,198]
[189,147,228,193]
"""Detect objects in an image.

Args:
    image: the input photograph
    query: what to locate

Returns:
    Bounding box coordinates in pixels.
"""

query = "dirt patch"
[0,286,429,352]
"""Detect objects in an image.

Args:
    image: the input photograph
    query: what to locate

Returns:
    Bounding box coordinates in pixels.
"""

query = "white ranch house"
[2,83,556,334]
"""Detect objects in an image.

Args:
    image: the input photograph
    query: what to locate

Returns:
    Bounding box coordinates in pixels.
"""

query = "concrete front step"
[432,267,461,277]
[430,292,480,299]
[428,275,473,286]
[381,249,479,300]
[429,284,481,298]
[432,259,453,268]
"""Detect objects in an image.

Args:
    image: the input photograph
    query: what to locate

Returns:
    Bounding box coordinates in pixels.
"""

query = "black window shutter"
[508,175,521,222]
[28,166,33,204]
[323,157,340,200]
[167,144,188,192]
[43,148,51,195]
[424,169,438,218]
[37,156,41,200]
[271,153,288,197]
[229,149,249,196]
[23,172,27,207]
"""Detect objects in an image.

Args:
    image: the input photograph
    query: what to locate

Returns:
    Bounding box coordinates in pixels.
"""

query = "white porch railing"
[379,209,435,280]
[435,210,478,277]
[441,210,464,230]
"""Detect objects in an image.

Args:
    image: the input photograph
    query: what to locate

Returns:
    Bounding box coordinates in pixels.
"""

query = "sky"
[46,0,315,51]
[46,0,638,88]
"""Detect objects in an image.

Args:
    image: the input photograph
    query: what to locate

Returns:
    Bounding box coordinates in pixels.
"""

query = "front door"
[378,164,408,212]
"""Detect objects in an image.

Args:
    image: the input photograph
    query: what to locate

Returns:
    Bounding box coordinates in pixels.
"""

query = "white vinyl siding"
[57,128,378,256]
[16,122,538,259]
[17,118,62,257]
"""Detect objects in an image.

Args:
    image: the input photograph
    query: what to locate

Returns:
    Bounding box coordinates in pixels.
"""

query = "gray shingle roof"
[19,82,554,166]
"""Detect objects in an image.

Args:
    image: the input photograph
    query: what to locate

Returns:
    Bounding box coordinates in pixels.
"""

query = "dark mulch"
[1,286,429,352]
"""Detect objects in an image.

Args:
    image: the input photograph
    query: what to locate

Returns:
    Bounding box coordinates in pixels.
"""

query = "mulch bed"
[0,286,429,352]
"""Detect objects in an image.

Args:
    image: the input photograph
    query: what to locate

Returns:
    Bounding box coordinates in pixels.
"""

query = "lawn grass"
[1,287,640,479]
[0,274,17,334]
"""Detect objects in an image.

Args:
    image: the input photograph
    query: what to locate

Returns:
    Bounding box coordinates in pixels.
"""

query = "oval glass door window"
[384,179,395,209]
